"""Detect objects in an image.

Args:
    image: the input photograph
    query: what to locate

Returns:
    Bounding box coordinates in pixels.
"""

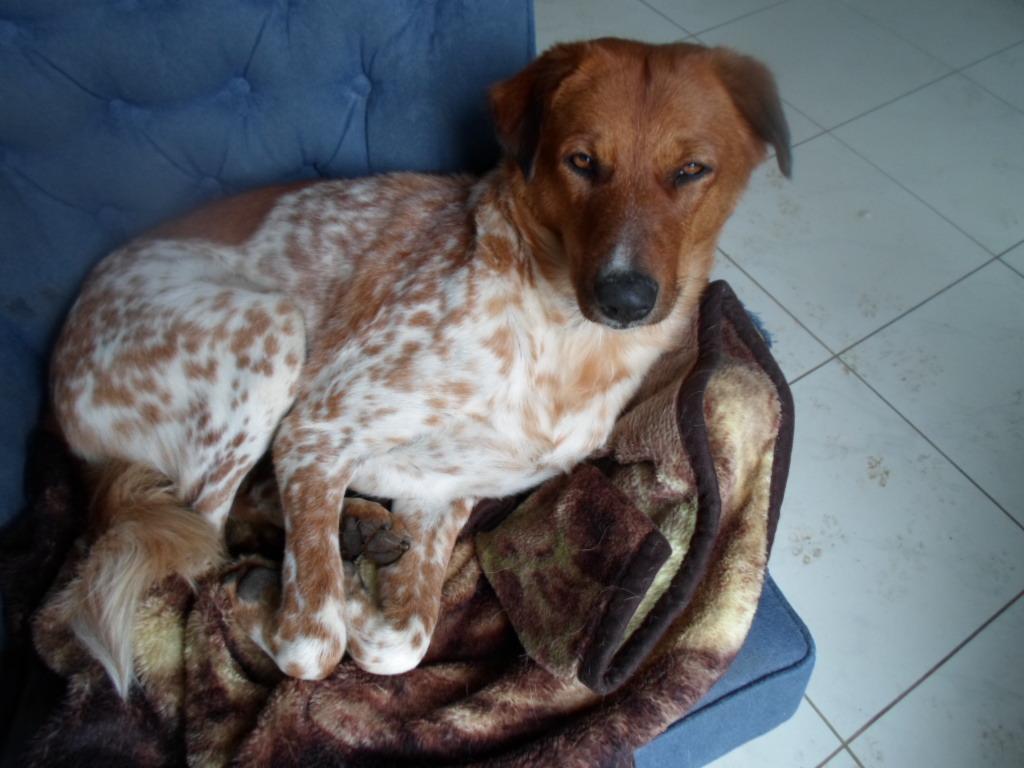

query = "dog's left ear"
[489,43,588,179]
[710,49,792,178]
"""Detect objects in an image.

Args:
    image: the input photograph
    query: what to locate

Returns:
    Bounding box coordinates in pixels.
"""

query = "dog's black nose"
[594,270,659,325]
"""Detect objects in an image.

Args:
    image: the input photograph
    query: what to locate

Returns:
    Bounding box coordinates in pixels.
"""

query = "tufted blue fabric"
[0,0,534,528]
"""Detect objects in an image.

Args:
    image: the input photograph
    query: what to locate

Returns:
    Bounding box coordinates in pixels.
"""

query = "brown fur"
[491,39,789,330]
[148,180,318,245]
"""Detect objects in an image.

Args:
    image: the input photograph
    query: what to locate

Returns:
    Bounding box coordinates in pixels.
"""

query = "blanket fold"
[1,280,794,768]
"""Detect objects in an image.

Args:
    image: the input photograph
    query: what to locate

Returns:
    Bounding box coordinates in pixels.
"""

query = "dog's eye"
[674,162,710,186]
[567,152,597,178]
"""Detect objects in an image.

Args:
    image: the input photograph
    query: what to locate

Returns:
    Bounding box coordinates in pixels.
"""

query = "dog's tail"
[51,460,222,698]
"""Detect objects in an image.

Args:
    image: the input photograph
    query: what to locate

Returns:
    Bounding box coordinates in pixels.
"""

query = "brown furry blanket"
[1,281,792,768]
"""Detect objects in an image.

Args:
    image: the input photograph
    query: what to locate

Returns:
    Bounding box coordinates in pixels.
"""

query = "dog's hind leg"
[51,249,308,694]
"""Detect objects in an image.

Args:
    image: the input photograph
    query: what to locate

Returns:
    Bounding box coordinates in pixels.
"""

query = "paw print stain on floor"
[858,293,879,319]
[867,455,891,487]
[789,513,848,565]
[897,349,944,394]
[980,719,1021,763]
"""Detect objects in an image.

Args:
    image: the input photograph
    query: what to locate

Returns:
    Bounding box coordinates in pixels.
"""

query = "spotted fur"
[50,39,789,689]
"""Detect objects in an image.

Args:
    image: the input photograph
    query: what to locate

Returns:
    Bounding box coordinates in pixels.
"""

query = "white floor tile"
[1003,242,1024,274]
[850,596,1024,768]
[533,0,687,52]
[643,0,782,34]
[707,698,841,768]
[964,41,1024,112]
[841,0,1024,69]
[834,74,1024,255]
[822,748,862,768]
[769,360,1024,737]
[717,134,989,352]
[699,0,950,128]
[841,261,1024,521]
[711,255,832,381]
[783,101,825,147]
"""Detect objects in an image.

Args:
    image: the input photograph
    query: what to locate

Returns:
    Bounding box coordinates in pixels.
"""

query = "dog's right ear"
[489,43,587,179]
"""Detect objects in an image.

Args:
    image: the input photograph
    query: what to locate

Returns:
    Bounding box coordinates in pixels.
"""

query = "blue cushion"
[0,0,534,530]
[637,576,816,767]
[0,319,42,532]
[0,0,535,355]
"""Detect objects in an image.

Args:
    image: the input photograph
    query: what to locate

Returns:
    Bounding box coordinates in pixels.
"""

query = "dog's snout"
[594,270,659,326]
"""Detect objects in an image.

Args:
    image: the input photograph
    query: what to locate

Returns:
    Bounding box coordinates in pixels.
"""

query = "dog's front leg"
[237,419,352,681]
[344,497,473,675]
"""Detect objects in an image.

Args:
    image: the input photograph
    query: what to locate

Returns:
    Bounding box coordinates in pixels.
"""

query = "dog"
[49,38,790,696]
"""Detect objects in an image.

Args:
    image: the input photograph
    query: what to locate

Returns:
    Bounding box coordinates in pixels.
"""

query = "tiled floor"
[535,1,1024,766]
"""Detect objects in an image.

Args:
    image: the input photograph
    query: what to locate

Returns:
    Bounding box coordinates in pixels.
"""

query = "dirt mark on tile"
[858,293,879,319]
[867,455,891,487]
[789,513,848,565]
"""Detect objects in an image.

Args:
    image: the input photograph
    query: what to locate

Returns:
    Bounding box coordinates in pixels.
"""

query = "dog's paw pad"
[236,566,279,603]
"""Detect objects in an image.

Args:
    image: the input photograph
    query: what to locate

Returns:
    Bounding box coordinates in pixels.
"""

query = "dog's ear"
[710,48,792,178]
[489,43,587,179]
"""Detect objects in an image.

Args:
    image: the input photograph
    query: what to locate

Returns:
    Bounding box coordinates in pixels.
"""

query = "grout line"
[844,745,867,768]
[689,0,793,37]
[831,257,1000,360]
[835,0,969,73]
[805,695,846,747]
[634,0,693,36]
[815,745,846,768]
[997,238,1024,279]
[827,126,999,257]
[806,700,864,765]
[835,0,1024,112]
[824,69,956,134]
[949,39,1024,117]
[788,356,836,387]
[845,362,1024,532]
[844,591,1024,745]
[956,69,1024,118]
[954,37,1024,72]
[996,238,1024,258]
[1001,256,1024,280]
[716,249,835,354]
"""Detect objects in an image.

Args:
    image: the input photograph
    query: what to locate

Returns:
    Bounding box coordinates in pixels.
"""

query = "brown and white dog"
[50,39,790,695]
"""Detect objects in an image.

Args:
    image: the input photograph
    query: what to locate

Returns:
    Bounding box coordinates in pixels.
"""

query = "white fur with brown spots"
[50,39,789,692]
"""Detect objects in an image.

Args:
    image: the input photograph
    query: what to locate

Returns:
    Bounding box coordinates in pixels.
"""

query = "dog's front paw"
[344,602,431,676]
[340,498,411,565]
[228,563,347,681]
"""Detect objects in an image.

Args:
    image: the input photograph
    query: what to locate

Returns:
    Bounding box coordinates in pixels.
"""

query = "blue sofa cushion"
[0,319,42,536]
[636,576,816,767]
[0,0,535,531]
[0,0,534,355]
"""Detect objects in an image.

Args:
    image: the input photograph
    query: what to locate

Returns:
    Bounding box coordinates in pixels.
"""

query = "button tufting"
[227,76,251,96]
[350,73,372,98]
[108,98,132,117]
[108,98,147,124]
[199,176,221,193]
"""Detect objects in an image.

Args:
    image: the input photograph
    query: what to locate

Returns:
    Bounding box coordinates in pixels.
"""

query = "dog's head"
[491,39,789,329]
